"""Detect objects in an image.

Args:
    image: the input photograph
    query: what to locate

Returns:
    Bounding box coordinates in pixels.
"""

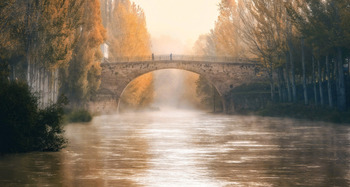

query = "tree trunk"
[301,38,308,105]
[35,64,39,93]
[312,56,318,105]
[336,47,346,111]
[39,67,43,108]
[348,57,350,75]
[277,68,283,102]
[48,70,52,105]
[45,69,49,107]
[10,64,15,81]
[288,43,297,102]
[51,71,54,104]
[325,55,333,107]
[270,81,275,102]
[45,70,47,106]
[285,53,292,102]
[317,58,324,106]
[26,0,31,87]
[280,67,286,102]
[53,70,56,103]
[54,69,58,103]
[27,59,31,87]
[286,19,296,102]
[269,71,275,102]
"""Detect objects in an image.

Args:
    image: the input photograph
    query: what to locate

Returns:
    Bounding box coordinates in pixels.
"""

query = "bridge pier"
[223,94,235,114]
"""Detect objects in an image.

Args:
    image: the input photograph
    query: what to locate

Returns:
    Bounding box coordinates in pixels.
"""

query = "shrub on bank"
[64,109,92,123]
[0,80,67,154]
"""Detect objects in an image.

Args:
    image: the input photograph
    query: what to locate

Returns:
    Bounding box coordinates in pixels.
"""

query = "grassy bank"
[237,103,350,124]
[227,81,350,124]
[64,109,93,123]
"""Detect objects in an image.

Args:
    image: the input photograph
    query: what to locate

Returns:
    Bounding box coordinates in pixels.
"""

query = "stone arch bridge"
[90,55,267,113]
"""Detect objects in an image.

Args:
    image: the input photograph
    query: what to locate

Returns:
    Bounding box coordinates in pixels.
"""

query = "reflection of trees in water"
[191,117,350,186]
[269,122,349,186]
[60,121,151,186]
[0,153,65,186]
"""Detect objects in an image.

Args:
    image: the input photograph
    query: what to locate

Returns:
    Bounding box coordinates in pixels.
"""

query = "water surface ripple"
[0,111,349,186]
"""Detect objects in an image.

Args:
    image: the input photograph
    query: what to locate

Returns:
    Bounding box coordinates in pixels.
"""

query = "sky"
[131,0,220,54]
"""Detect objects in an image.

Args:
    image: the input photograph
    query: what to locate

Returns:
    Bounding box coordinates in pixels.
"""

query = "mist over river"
[0,111,350,186]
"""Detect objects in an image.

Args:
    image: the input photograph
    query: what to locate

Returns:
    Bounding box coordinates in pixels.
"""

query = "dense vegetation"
[0,78,67,154]
[0,0,106,109]
[194,0,350,115]
[1,0,154,113]
[0,0,106,153]
[59,0,106,108]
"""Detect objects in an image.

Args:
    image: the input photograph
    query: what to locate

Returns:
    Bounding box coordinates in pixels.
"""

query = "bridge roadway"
[90,55,266,113]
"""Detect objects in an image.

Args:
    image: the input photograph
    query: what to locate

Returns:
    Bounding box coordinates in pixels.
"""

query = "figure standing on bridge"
[152,53,154,61]
[170,53,172,61]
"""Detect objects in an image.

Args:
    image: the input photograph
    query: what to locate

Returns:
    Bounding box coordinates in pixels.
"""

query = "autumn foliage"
[60,0,106,107]
[102,0,154,110]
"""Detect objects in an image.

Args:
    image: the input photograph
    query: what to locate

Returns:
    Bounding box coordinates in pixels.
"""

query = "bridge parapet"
[104,55,259,64]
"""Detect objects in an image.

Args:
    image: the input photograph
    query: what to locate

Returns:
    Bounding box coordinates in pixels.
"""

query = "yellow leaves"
[200,0,246,57]
[193,35,212,56]
[121,72,154,108]
[109,1,151,58]
[243,0,290,70]
[59,0,106,103]
[105,0,153,109]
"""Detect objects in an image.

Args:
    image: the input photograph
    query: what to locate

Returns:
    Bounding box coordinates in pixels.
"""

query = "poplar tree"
[214,0,246,57]
[107,0,154,109]
[287,0,350,110]
[1,0,83,106]
[238,0,288,101]
[60,0,106,107]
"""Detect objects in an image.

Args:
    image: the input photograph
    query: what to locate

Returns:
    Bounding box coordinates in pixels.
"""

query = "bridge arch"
[118,68,224,111]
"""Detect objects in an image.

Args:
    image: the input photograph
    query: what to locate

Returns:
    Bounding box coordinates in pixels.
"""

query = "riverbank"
[63,109,93,123]
[234,103,350,124]
[224,80,350,124]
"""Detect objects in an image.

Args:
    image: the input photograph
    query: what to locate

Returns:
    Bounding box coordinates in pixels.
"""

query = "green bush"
[65,109,92,123]
[0,80,67,154]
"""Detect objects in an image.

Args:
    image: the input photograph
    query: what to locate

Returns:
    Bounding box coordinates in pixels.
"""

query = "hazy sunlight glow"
[132,0,220,54]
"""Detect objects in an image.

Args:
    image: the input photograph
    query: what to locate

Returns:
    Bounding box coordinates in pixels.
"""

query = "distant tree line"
[194,0,350,111]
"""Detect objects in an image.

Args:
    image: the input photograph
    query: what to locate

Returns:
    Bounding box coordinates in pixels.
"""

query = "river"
[0,111,350,186]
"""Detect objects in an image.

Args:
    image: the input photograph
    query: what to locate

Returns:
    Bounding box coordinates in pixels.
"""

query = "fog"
[152,69,200,111]
[151,35,194,54]
[132,0,220,54]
